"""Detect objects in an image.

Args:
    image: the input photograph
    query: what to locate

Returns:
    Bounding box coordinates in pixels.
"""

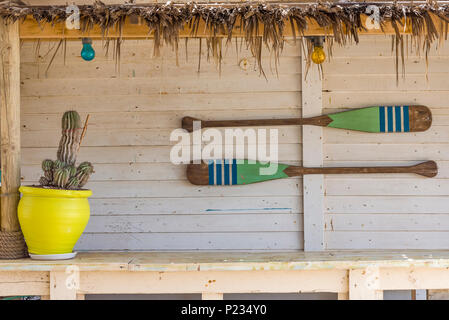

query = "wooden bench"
[1,250,449,300]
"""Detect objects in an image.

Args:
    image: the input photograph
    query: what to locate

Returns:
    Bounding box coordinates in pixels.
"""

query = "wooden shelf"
[1,250,449,299]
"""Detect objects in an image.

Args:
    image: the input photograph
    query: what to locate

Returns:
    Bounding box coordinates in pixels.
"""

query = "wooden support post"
[337,292,349,300]
[202,293,224,300]
[50,269,78,300]
[0,19,26,258]
[301,46,324,251]
[349,268,383,300]
[411,290,427,300]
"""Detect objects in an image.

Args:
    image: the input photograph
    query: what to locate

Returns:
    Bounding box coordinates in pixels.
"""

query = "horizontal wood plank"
[324,127,449,144]
[21,57,301,79]
[326,232,449,249]
[85,214,303,233]
[21,127,302,147]
[21,144,302,165]
[21,109,301,130]
[324,56,449,75]
[325,179,449,196]
[324,144,449,161]
[325,214,449,231]
[21,92,301,113]
[89,196,302,215]
[323,91,449,109]
[79,180,302,198]
[21,74,301,97]
[325,196,449,214]
[76,232,303,250]
[324,74,449,91]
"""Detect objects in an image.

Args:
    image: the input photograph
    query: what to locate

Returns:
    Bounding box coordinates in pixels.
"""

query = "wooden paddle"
[187,160,438,185]
[182,105,432,133]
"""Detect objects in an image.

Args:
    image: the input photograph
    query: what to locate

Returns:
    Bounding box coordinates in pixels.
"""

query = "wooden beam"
[337,292,349,300]
[50,269,78,300]
[19,15,412,40]
[202,292,224,300]
[349,267,383,300]
[78,270,348,294]
[301,44,325,251]
[0,271,49,296]
[0,19,21,233]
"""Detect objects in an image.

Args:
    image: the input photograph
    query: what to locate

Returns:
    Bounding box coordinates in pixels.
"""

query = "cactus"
[53,167,70,188]
[66,165,77,178]
[39,176,50,186]
[75,162,94,188]
[52,159,65,170]
[42,159,53,171]
[38,110,93,190]
[56,111,82,166]
[66,177,80,189]
[42,159,54,181]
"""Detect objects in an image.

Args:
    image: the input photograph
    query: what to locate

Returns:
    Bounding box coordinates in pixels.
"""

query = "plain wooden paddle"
[187,160,438,185]
[182,105,432,133]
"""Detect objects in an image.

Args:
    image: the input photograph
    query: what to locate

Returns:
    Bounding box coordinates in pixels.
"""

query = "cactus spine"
[57,111,82,166]
[38,111,93,189]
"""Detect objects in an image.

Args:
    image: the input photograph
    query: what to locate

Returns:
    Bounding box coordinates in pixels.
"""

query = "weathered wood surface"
[301,59,324,252]
[322,35,449,250]
[2,251,449,299]
[20,39,303,251]
[18,35,449,251]
[3,251,449,271]
[0,20,21,233]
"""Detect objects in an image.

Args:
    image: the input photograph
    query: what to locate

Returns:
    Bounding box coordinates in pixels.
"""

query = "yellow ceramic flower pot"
[18,186,92,255]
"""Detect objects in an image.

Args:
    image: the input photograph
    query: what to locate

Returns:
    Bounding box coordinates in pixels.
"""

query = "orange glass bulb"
[311,45,326,64]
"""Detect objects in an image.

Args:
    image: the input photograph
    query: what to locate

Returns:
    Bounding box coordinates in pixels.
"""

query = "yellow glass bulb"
[311,45,326,64]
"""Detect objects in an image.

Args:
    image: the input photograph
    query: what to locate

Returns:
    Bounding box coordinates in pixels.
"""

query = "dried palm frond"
[1,1,449,79]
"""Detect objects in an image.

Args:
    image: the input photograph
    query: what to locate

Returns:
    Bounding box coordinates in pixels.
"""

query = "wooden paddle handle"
[284,161,438,178]
[182,115,332,132]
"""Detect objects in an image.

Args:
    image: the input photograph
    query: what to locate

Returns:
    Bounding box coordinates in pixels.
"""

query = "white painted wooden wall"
[19,35,449,251]
[20,39,303,251]
[323,36,449,249]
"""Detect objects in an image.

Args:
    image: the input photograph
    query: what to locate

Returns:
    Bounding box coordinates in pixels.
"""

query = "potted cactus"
[18,111,94,260]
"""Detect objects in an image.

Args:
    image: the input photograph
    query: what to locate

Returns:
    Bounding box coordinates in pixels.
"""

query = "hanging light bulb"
[310,36,326,65]
[81,38,95,61]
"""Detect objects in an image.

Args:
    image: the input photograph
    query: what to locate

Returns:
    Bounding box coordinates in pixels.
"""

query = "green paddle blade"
[205,159,290,185]
[327,105,431,133]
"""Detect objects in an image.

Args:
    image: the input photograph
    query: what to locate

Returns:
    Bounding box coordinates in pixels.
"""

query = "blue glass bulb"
[81,39,95,61]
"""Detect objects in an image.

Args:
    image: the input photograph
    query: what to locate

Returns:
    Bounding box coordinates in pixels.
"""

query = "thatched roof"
[1,1,449,78]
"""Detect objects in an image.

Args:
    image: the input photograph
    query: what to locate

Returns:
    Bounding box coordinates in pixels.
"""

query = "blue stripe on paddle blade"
[224,160,230,185]
[403,106,410,132]
[208,160,214,185]
[216,160,222,185]
[232,159,237,185]
[395,106,402,132]
[387,106,393,132]
[379,106,385,132]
